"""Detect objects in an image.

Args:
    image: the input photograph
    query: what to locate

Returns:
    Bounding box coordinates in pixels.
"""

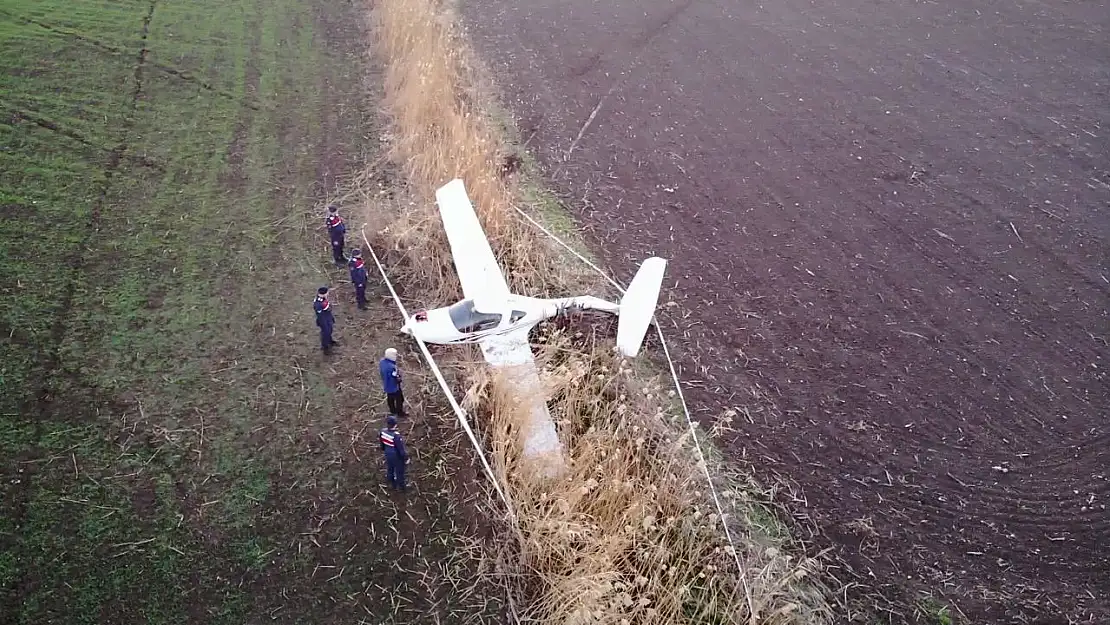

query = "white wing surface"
[435,179,565,476]
[434,179,511,303]
[480,330,564,475]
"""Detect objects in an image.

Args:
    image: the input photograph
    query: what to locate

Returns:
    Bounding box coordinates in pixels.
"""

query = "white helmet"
[384,348,398,361]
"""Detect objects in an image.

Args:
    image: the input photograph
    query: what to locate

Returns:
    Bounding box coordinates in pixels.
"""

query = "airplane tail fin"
[615,257,667,358]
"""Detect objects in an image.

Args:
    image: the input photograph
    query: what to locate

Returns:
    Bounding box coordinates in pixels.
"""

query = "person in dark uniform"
[379,415,408,491]
[325,205,347,266]
[313,286,339,353]
[348,249,369,311]
[379,348,405,417]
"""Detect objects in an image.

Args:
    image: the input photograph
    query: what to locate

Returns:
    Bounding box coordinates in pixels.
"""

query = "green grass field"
[0,1,502,622]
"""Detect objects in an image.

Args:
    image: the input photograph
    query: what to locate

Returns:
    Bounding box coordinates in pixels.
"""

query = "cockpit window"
[448,299,503,334]
[510,310,527,323]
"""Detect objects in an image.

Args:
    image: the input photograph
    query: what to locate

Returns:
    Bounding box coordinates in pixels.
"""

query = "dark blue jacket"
[314,296,334,329]
[326,214,346,242]
[380,427,406,459]
[379,358,401,394]
[349,258,368,287]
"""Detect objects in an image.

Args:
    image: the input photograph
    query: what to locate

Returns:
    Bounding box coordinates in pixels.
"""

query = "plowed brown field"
[457,0,1110,621]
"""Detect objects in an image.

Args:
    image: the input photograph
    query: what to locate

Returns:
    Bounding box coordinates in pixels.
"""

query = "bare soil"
[456,0,1110,621]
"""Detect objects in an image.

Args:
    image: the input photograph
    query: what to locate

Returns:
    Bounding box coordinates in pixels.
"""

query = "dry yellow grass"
[363,0,838,622]
[469,326,834,624]
[367,0,559,303]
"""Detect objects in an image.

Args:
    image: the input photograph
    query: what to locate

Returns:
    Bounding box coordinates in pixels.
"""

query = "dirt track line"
[554,0,696,179]
[6,4,160,617]
[0,8,262,112]
[2,107,164,172]
[148,61,263,111]
[23,0,157,402]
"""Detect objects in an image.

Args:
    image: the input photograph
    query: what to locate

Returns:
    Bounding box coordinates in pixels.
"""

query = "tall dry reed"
[370,0,557,301]
[364,0,836,622]
[467,326,832,624]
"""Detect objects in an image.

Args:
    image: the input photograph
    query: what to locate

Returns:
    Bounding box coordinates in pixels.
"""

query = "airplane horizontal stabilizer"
[615,257,667,358]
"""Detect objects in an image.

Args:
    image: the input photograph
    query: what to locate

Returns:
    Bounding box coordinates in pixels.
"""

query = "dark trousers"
[387,390,405,416]
[354,282,367,309]
[385,453,406,490]
[319,324,335,350]
[331,237,345,264]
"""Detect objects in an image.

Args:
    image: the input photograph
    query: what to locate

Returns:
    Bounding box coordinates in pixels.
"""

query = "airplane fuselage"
[399,294,620,346]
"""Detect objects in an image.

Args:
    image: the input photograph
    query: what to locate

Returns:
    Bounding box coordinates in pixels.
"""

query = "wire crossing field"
[0,1,502,623]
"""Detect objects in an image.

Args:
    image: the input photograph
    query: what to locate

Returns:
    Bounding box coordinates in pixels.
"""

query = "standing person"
[348,248,368,311]
[379,348,405,417]
[313,286,339,354]
[325,204,347,266]
[379,415,408,491]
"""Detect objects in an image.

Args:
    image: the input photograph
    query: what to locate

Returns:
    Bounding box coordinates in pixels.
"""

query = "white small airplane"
[400,179,667,358]
[392,178,666,475]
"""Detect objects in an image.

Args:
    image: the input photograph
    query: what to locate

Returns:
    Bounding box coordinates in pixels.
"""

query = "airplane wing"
[434,179,511,303]
[480,330,565,475]
[435,180,564,475]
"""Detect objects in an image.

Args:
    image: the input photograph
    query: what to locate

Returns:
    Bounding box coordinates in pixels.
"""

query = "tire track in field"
[0,8,260,111]
[2,107,164,171]
[39,0,156,362]
[4,3,159,617]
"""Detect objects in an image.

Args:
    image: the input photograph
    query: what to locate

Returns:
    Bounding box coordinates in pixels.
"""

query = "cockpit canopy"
[447,299,503,334]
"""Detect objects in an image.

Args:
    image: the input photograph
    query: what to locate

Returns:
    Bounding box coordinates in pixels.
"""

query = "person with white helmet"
[379,347,405,417]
